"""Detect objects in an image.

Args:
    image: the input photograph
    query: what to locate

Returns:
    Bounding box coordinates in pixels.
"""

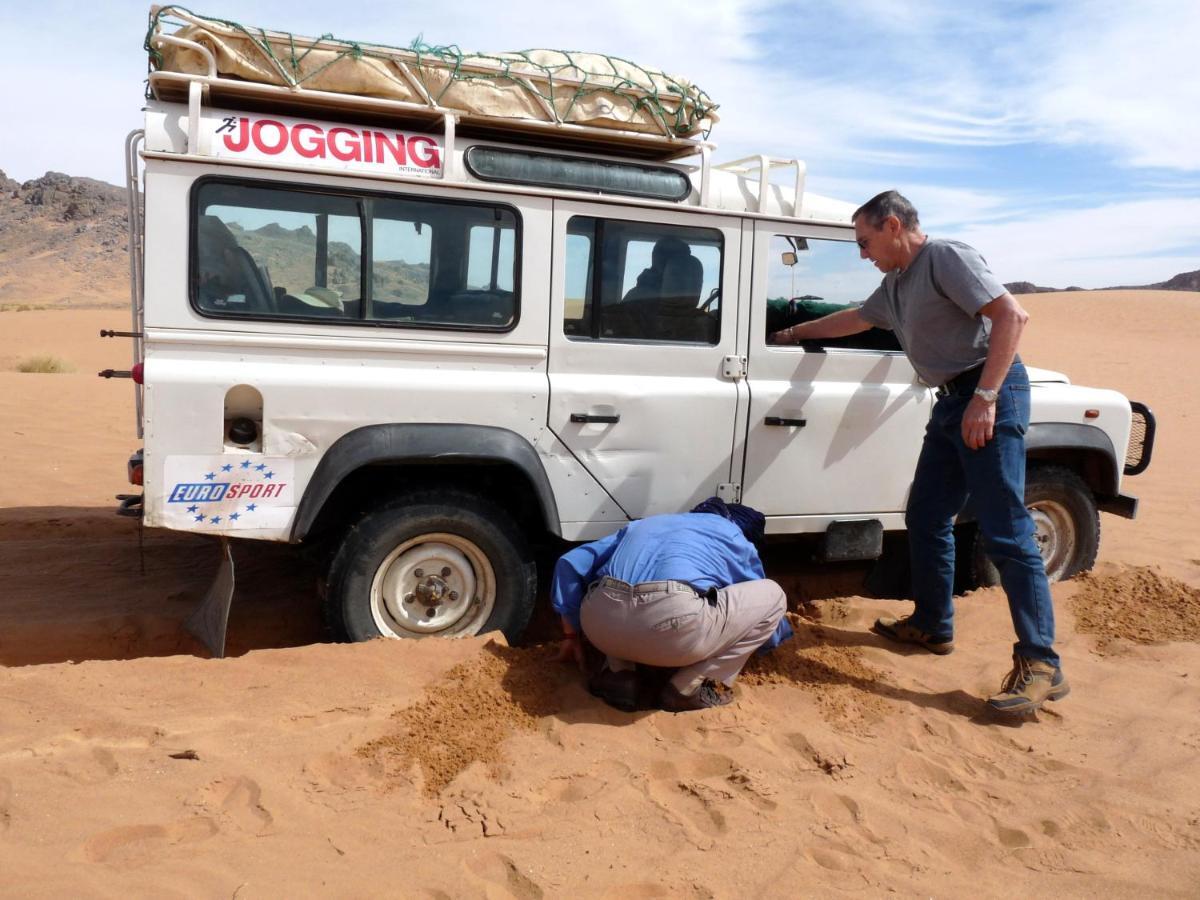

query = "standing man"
[552,499,789,712]
[770,190,1067,716]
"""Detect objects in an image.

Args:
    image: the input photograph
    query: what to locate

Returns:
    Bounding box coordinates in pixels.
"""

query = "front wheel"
[325,489,535,643]
[969,464,1100,587]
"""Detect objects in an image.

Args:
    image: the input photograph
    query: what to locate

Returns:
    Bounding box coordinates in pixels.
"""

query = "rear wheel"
[325,489,535,643]
[969,464,1099,587]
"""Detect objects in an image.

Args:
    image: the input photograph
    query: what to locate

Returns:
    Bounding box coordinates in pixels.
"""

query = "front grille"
[1124,401,1156,476]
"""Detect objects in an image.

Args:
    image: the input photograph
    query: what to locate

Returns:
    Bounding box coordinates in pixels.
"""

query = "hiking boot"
[872,615,955,655]
[588,665,639,712]
[986,654,1070,715]
[659,679,734,712]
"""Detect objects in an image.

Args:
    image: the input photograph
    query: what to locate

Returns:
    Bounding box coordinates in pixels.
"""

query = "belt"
[935,365,984,398]
[935,354,1022,397]
[597,576,699,594]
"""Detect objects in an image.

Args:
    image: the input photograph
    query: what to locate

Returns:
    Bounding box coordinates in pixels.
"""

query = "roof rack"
[145,10,813,220]
[146,6,715,163]
[710,156,807,216]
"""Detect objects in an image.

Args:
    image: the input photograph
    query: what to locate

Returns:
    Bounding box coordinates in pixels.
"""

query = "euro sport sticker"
[208,109,443,178]
[161,456,296,531]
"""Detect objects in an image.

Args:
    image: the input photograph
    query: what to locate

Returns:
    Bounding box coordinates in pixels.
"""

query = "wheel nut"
[426,608,437,618]
[449,591,459,601]
[441,567,451,577]
[414,568,424,577]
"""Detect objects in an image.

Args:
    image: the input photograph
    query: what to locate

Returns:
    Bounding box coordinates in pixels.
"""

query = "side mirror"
[781,251,797,266]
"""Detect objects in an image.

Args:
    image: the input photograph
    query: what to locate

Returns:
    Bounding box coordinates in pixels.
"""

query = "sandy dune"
[0,294,1197,897]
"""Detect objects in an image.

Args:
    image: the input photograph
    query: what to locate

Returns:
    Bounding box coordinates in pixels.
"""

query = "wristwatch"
[973,387,999,404]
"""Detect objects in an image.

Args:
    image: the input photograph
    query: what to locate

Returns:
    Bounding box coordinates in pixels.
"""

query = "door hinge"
[722,355,747,380]
[716,482,742,503]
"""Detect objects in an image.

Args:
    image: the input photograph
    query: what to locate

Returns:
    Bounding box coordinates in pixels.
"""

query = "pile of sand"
[742,616,891,728]
[359,641,560,795]
[1069,566,1200,653]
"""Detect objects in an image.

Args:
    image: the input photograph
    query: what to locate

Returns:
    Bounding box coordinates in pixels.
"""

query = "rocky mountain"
[0,170,131,309]
[1006,270,1200,295]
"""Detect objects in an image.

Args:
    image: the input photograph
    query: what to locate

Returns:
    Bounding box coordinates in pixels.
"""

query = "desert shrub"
[14,355,74,374]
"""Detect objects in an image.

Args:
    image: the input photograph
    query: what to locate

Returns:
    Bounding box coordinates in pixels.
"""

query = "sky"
[2,0,1198,288]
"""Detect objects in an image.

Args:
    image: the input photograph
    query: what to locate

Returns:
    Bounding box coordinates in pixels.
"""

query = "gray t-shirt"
[857,238,1006,386]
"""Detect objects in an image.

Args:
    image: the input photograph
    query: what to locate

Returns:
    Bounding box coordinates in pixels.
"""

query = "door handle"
[765,416,806,427]
[570,413,620,424]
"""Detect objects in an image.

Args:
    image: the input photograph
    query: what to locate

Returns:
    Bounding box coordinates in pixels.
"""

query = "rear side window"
[564,216,722,344]
[192,180,519,330]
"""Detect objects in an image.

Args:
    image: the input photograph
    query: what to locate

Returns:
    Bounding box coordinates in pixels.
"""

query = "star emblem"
[211,516,222,524]
[240,460,252,469]
[264,471,274,480]
[247,503,258,512]
[230,513,240,521]
[187,505,198,513]
[221,463,233,472]
[194,513,206,522]
[204,472,216,481]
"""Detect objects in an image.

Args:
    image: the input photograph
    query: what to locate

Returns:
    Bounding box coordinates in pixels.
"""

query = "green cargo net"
[145,6,718,139]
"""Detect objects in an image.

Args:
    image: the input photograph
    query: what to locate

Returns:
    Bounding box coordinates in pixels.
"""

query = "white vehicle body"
[121,91,1154,652]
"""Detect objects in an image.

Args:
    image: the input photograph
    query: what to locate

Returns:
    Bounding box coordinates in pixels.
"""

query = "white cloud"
[1023,0,1200,171]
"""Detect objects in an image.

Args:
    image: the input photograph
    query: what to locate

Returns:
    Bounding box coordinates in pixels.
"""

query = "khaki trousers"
[579,576,787,694]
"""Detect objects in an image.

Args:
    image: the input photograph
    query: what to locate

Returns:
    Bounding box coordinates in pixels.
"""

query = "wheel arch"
[1025,422,1119,497]
[290,424,561,542]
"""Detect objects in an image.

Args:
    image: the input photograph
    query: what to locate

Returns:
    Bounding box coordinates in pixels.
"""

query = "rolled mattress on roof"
[147,7,719,139]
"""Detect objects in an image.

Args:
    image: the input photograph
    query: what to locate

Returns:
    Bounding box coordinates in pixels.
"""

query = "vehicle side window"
[767,234,901,351]
[192,180,519,331]
[196,185,361,319]
[369,198,517,328]
[565,216,721,343]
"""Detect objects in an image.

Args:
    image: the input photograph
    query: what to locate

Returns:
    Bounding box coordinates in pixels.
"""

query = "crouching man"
[551,498,790,712]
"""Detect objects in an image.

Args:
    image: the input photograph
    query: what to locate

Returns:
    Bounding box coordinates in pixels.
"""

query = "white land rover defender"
[113,9,1154,654]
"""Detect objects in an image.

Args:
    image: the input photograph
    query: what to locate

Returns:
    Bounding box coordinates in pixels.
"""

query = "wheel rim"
[369,532,496,638]
[1028,499,1077,581]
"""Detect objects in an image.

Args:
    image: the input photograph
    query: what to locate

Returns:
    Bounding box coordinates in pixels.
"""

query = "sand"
[0,293,1198,897]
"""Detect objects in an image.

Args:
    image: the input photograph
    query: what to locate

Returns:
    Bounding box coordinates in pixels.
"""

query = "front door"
[547,200,745,520]
[742,224,932,527]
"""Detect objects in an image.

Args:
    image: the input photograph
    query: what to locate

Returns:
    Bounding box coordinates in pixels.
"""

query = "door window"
[767,234,901,351]
[564,217,722,343]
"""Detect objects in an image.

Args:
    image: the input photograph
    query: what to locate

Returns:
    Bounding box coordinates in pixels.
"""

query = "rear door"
[546,199,744,520]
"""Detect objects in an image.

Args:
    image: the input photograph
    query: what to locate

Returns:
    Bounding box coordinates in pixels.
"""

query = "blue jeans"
[905,362,1059,667]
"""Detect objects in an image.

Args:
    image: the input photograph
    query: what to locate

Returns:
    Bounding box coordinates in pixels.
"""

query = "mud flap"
[185,537,235,658]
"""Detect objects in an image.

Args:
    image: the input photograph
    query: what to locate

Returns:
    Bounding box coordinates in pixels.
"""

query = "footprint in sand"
[203,776,273,833]
[301,751,380,797]
[463,851,544,900]
[724,765,779,811]
[644,777,732,842]
[892,753,969,797]
[995,821,1033,849]
[83,817,218,867]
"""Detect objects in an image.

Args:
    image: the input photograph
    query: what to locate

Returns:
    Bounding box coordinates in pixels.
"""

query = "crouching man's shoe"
[986,654,1070,715]
[659,679,734,712]
[872,615,955,655]
[588,665,639,712]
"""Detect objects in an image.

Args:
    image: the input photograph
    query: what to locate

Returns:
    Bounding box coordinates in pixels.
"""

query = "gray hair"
[853,190,920,231]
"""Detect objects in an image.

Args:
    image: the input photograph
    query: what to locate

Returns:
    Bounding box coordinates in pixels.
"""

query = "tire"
[969,464,1099,588]
[324,488,536,644]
